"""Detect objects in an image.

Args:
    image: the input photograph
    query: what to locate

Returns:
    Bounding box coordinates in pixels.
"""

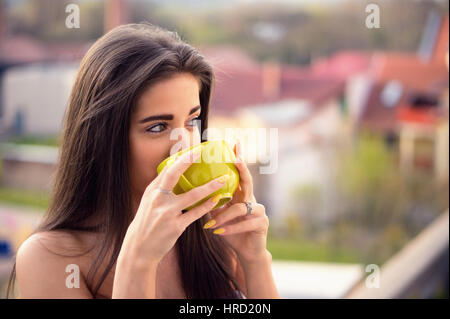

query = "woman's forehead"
[136,73,201,116]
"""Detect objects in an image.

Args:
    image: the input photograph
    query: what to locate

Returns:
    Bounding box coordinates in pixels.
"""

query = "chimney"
[104,0,129,33]
[262,61,281,100]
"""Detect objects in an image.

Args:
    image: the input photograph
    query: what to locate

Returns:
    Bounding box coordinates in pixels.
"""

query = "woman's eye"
[188,116,201,127]
[146,123,167,133]
[145,117,200,134]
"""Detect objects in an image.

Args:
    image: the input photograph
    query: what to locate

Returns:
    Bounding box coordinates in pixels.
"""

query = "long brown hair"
[6,22,243,299]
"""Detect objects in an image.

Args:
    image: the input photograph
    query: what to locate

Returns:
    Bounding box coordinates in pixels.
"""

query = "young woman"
[6,23,279,299]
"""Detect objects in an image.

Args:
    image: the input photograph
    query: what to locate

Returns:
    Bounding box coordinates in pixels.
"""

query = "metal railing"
[346,210,449,298]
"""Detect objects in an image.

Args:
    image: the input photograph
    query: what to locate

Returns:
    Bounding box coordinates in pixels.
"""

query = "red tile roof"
[360,83,401,133]
[396,104,445,126]
[312,50,372,80]
[199,45,345,115]
[199,45,260,72]
[0,35,91,65]
[0,35,48,64]
[280,65,345,105]
[372,51,448,91]
[360,14,449,133]
[360,54,448,133]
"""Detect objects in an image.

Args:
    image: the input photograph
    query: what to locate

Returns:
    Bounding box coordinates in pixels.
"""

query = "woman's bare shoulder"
[22,230,96,255]
[15,230,95,298]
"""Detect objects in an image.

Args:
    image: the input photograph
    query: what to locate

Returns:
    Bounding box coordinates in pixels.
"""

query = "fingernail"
[213,228,225,235]
[217,175,229,183]
[212,194,222,203]
[203,219,216,229]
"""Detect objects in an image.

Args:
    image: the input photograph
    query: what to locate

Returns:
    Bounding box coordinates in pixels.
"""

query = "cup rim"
[156,139,235,174]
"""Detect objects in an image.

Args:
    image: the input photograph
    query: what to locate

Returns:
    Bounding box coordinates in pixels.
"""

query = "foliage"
[6,0,449,64]
[276,132,448,265]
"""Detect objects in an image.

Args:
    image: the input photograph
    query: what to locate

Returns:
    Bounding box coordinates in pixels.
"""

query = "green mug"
[156,139,240,211]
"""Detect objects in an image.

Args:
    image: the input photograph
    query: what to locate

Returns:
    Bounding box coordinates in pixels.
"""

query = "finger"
[235,139,242,158]
[208,205,228,219]
[152,162,170,184]
[175,174,229,210]
[233,141,254,198]
[205,202,264,229]
[210,215,270,236]
[178,193,222,228]
[234,156,253,187]
[159,147,202,191]
[204,202,247,229]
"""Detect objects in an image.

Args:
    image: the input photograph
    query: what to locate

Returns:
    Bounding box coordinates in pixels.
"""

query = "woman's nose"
[176,127,200,148]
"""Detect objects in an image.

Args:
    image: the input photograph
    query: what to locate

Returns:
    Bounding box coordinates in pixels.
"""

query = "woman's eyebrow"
[138,105,201,124]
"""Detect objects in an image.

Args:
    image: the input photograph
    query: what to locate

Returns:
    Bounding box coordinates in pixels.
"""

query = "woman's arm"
[239,250,280,299]
[112,242,159,299]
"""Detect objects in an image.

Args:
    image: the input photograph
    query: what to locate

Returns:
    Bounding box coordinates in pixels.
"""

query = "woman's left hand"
[203,140,270,265]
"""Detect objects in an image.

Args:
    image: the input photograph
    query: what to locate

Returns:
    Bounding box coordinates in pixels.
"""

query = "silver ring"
[244,201,253,216]
[157,186,172,195]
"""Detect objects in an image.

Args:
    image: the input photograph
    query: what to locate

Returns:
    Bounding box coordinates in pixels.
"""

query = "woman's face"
[128,72,202,210]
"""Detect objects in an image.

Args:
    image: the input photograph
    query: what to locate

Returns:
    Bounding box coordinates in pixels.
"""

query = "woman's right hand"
[120,148,229,265]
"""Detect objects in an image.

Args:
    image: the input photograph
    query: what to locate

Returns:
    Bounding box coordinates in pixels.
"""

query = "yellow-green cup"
[156,139,240,211]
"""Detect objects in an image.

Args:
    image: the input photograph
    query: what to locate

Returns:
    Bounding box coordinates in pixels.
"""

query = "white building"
[0,63,78,136]
[209,96,348,230]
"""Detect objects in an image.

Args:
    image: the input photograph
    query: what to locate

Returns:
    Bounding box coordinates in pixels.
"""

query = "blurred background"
[0,0,448,298]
